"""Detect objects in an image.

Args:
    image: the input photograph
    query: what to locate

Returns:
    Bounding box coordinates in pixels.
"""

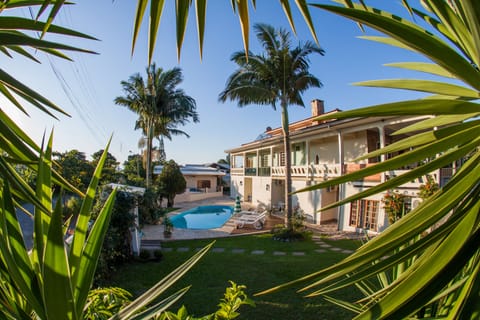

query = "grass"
[107,233,363,319]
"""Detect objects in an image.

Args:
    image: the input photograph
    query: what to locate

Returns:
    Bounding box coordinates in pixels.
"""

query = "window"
[260,152,269,167]
[350,200,379,231]
[197,180,211,189]
[279,152,285,166]
[233,155,243,168]
[246,154,256,168]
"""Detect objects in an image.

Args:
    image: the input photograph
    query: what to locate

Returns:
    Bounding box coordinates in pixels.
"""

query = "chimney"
[311,99,324,117]
[311,99,324,125]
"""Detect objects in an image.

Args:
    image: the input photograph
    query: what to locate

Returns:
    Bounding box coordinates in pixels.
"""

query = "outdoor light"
[239,181,243,186]
[266,184,270,191]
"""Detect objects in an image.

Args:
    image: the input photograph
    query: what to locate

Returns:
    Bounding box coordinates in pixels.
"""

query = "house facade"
[153,164,226,202]
[225,100,453,233]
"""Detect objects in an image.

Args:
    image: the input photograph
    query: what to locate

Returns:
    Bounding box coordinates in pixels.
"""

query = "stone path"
[158,233,355,256]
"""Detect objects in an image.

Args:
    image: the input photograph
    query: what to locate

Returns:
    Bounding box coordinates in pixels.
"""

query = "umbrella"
[234,196,241,214]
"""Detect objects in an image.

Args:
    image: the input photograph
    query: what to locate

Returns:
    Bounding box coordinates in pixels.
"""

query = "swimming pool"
[170,205,234,229]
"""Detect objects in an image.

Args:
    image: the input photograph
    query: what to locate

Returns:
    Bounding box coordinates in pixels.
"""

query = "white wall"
[343,131,368,162]
[309,137,338,164]
[251,176,272,208]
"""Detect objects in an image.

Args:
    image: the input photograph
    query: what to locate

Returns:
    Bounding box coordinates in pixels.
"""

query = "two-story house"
[225,100,453,233]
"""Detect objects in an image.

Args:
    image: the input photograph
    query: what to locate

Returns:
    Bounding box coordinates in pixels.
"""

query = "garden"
[108,234,363,319]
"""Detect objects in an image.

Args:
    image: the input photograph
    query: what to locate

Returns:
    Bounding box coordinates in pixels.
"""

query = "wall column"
[378,124,386,183]
[337,131,345,231]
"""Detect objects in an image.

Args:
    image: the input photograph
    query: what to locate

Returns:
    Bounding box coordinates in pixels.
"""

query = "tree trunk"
[146,120,153,188]
[281,98,293,231]
[167,194,174,208]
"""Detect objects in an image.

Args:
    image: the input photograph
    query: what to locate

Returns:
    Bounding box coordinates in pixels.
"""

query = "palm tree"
[115,64,198,187]
[219,23,324,231]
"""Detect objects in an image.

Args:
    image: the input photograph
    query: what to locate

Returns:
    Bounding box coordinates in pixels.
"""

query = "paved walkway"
[158,233,355,256]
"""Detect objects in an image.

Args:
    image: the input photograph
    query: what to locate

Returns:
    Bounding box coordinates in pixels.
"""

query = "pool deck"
[141,195,270,241]
[140,195,364,243]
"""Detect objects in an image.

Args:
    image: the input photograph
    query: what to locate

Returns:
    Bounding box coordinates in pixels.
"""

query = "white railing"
[309,164,342,178]
[231,167,244,176]
[271,163,342,179]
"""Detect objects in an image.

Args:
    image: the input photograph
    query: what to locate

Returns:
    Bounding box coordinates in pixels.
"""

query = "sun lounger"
[234,211,266,230]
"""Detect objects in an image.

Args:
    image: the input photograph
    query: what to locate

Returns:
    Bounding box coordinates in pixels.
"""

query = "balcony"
[245,167,257,176]
[272,163,342,179]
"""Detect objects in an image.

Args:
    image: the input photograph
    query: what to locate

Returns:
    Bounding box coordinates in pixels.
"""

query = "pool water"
[170,205,234,229]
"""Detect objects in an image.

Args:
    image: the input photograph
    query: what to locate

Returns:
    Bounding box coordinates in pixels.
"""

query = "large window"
[197,180,211,189]
[350,200,379,231]
[232,155,243,168]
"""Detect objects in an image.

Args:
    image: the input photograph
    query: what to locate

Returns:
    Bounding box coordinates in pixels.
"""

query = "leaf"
[112,242,214,319]
[236,0,250,60]
[149,0,165,64]
[131,0,148,58]
[356,119,480,160]
[43,197,75,320]
[176,0,191,61]
[70,138,112,287]
[294,0,319,43]
[384,61,455,78]
[312,3,480,91]
[354,79,479,99]
[0,16,98,40]
[280,0,296,35]
[0,182,44,318]
[128,287,191,320]
[313,99,480,120]
[74,189,117,317]
[195,0,207,59]
[392,113,480,135]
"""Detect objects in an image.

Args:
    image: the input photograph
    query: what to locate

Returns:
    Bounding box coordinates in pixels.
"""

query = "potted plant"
[163,216,173,238]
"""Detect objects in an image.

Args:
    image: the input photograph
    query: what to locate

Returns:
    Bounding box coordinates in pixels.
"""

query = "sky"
[4,1,429,166]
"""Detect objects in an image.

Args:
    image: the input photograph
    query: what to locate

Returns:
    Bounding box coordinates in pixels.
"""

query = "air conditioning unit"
[411,198,422,210]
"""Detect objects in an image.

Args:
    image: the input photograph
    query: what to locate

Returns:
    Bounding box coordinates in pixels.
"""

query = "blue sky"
[5,1,428,165]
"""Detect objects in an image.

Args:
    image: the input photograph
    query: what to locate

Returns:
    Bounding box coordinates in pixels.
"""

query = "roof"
[153,164,226,176]
[106,183,146,195]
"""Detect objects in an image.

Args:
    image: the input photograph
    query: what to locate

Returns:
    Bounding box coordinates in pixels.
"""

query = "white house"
[225,100,453,234]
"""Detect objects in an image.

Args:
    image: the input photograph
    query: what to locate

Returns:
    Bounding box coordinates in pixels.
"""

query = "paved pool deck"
[140,195,365,242]
[141,195,258,241]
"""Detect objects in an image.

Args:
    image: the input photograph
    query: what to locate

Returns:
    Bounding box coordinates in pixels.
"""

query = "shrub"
[153,250,163,261]
[139,249,151,260]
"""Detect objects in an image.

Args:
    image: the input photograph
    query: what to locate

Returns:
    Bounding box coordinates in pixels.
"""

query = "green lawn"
[108,234,363,319]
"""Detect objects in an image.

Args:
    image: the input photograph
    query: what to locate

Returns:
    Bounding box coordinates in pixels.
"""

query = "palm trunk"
[281,98,293,231]
[146,119,153,188]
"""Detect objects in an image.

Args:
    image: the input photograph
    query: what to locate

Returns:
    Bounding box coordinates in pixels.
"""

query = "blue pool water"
[170,205,234,230]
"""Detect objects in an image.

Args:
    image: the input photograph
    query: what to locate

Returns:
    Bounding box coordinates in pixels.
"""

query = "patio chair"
[234,211,266,230]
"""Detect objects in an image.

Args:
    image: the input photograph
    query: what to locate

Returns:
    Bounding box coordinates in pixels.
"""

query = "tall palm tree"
[219,23,324,231]
[115,64,198,187]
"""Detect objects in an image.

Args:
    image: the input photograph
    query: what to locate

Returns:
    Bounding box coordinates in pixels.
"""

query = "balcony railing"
[231,162,455,188]
[231,167,244,176]
[272,163,342,179]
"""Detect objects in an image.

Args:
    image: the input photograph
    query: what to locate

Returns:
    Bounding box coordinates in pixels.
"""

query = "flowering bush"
[383,191,410,224]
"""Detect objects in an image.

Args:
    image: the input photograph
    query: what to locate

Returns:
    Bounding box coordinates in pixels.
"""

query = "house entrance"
[244,178,253,203]
[320,186,339,224]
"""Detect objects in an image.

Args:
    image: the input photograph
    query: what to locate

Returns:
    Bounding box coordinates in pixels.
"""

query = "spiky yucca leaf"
[261,1,480,318]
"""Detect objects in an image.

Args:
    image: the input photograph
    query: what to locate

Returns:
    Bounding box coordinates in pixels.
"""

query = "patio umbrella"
[234,196,241,214]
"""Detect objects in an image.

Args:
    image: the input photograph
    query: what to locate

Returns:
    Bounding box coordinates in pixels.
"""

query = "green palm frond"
[260,1,480,318]
[132,0,319,63]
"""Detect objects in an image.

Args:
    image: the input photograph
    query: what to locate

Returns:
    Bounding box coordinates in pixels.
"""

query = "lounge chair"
[234,211,266,230]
